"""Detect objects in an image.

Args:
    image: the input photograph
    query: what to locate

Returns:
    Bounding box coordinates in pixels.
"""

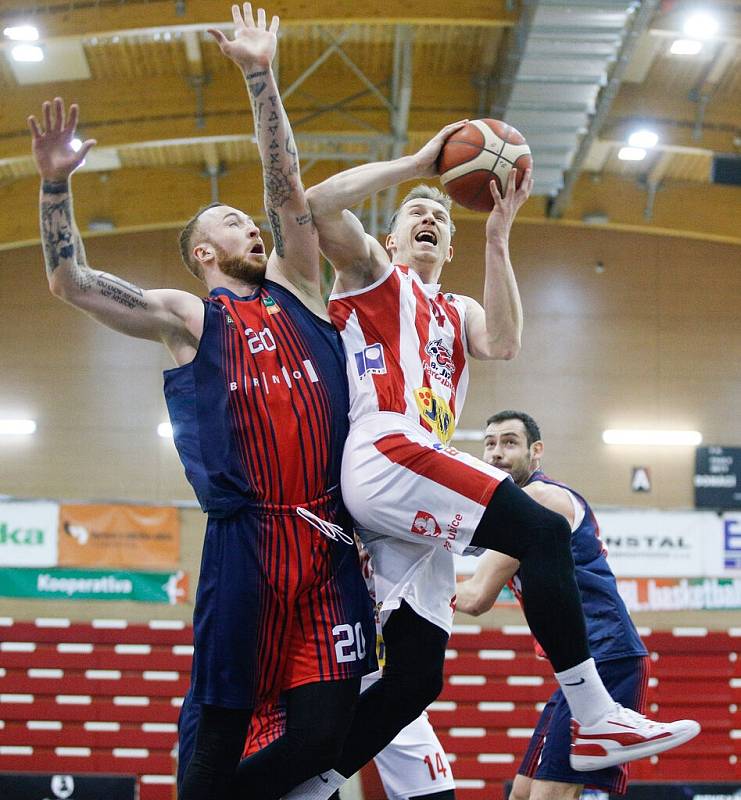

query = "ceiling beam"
[3,165,740,253]
[0,1,516,38]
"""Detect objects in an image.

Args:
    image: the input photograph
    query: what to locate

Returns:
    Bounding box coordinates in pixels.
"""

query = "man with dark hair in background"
[456,410,698,799]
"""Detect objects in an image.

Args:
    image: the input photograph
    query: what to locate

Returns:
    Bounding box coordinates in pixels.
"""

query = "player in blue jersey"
[456,410,665,799]
[29,5,374,800]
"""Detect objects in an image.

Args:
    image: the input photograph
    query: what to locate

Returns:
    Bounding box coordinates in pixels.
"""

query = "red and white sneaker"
[570,705,701,771]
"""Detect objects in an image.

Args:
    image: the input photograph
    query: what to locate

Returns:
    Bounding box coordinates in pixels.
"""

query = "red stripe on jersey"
[440,295,466,418]
[329,270,407,415]
[374,433,502,505]
[410,278,434,436]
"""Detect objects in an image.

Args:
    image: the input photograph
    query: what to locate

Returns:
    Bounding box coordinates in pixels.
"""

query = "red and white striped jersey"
[328,264,469,444]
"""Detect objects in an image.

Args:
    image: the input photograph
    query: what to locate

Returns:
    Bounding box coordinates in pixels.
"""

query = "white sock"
[555,657,616,726]
[282,769,346,800]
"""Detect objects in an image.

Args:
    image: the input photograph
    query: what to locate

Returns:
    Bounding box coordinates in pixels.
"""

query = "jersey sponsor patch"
[414,387,455,444]
[411,510,441,537]
[424,338,456,387]
[354,343,387,380]
[261,294,281,315]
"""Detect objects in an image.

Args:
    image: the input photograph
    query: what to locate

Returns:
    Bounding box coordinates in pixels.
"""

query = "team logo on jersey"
[354,343,387,380]
[424,338,456,387]
[414,387,455,445]
[224,312,237,329]
[261,294,281,315]
[410,510,441,538]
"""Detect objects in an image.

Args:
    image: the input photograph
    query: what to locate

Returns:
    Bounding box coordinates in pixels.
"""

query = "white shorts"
[342,412,509,632]
[362,670,456,800]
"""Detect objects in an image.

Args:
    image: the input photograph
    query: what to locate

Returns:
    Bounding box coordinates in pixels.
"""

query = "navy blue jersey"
[164,281,350,515]
[513,471,647,663]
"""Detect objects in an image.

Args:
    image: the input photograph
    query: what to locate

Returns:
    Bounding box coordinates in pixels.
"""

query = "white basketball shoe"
[570,705,701,771]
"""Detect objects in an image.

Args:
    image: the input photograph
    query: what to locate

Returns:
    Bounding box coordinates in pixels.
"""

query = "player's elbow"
[305,184,330,217]
[48,272,69,300]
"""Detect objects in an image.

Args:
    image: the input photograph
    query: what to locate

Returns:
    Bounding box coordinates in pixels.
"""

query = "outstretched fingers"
[269,14,279,34]
[27,115,42,139]
[66,102,79,135]
[207,26,229,48]
[241,2,255,26]
[256,6,266,28]
[52,97,64,131]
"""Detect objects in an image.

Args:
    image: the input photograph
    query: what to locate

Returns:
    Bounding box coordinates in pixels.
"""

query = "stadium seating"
[0,619,738,800]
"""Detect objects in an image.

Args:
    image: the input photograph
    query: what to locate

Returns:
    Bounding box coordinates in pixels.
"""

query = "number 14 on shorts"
[423,751,449,780]
[332,622,367,663]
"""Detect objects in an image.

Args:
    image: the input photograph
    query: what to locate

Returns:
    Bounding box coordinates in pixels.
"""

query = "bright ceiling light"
[602,429,703,446]
[70,138,83,152]
[0,419,37,435]
[628,130,659,149]
[670,38,703,55]
[618,146,647,161]
[157,422,173,438]
[3,25,39,41]
[11,43,44,62]
[683,12,719,39]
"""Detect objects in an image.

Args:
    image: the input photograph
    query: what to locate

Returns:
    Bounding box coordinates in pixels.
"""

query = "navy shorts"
[518,655,650,794]
[189,494,375,710]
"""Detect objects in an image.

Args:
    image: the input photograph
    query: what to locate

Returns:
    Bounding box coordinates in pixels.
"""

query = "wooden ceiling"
[0,0,738,250]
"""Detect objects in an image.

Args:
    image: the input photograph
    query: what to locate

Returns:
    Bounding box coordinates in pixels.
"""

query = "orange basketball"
[437,119,532,212]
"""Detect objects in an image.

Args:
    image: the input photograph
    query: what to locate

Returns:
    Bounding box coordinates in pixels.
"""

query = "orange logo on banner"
[58,505,179,569]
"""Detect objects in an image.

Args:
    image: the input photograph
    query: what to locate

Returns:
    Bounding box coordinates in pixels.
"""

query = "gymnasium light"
[11,43,43,62]
[602,429,703,446]
[3,25,39,41]
[670,38,703,55]
[157,422,173,438]
[0,419,37,435]
[452,429,484,442]
[628,130,659,149]
[618,146,647,161]
[683,12,719,39]
[70,138,83,153]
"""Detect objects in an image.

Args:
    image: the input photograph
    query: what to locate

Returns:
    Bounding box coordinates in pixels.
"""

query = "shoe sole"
[570,721,701,772]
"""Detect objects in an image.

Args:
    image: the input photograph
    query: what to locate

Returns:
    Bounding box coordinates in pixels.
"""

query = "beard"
[214,243,268,284]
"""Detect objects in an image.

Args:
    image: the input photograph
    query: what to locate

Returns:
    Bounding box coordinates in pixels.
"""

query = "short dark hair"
[388,185,456,237]
[486,410,542,447]
[178,201,226,281]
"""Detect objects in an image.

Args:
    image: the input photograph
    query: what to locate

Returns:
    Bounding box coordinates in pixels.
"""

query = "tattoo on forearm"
[267,208,285,258]
[40,196,75,275]
[246,69,268,80]
[295,211,315,228]
[285,135,299,176]
[265,166,292,208]
[95,272,148,310]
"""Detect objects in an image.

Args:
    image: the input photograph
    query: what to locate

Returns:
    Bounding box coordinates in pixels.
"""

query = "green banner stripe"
[0,567,184,604]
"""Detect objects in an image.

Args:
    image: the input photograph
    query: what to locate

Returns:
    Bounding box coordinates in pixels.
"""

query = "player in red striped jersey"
[284,131,701,800]
[30,6,375,800]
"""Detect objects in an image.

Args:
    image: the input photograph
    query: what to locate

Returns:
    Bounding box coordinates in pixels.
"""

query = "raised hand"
[486,167,534,239]
[28,98,96,182]
[412,120,469,178]
[208,3,279,70]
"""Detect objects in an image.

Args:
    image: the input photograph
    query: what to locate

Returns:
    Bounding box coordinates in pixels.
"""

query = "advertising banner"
[58,504,179,568]
[0,773,136,800]
[616,576,741,612]
[0,567,188,604]
[596,510,720,577]
[0,502,59,567]
[722,514,741,571]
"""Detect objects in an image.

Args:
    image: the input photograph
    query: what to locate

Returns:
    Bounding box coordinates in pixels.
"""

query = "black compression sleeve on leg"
[178,704,251,800]
[470,479,590,672]
[234,678,360,800]
[335,602,448,779]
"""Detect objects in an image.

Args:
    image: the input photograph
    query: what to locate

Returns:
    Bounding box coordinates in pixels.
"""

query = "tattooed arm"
[30,99,203,363]
[209,4,320,294]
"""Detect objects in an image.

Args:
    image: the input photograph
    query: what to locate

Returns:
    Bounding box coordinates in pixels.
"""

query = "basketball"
[437,119,532,212]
